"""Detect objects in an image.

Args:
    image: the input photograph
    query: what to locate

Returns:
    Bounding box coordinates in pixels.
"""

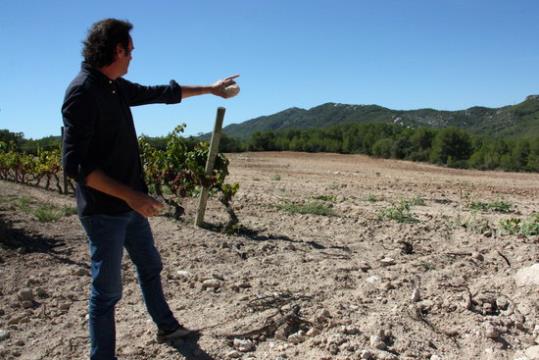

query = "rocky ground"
[0,151,538,360]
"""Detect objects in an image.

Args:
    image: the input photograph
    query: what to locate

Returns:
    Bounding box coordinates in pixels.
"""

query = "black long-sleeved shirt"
[62,62,182,216]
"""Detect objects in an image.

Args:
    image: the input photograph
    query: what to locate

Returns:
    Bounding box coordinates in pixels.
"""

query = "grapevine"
[139,124,240,228]
[0,125,239,228]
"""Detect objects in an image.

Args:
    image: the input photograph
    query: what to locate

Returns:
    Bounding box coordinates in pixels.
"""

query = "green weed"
[8,195,76,222]
[34,204,64,223]
[313,194,337,202]
[407,195,426,206]
[16,196,33,213]
[377,200,418,223]
[469,200,512,213]
[499,213,539,236]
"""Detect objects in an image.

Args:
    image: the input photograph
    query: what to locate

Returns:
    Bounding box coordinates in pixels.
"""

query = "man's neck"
[98,65,121,80]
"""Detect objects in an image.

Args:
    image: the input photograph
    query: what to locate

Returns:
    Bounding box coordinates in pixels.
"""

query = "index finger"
[225,74,240,81]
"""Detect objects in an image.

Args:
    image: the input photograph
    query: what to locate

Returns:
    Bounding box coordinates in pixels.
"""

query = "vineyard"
[0,125,239,227]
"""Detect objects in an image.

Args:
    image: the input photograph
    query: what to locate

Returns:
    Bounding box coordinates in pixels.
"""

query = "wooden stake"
[195,107,225,227]
[61,126,68,194]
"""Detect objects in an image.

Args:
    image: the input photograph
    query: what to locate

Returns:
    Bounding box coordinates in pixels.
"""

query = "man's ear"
[114,44,124,59]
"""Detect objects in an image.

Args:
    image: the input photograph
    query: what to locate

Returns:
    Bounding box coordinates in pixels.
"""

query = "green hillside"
[222,95,539,139]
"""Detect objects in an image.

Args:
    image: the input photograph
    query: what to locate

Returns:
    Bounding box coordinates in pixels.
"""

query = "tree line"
[220,123,539,172]
[3,123,539,172]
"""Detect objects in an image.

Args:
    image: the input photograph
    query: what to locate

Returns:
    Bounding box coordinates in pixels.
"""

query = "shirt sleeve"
[61,86,99,184]
[117,78,182,107]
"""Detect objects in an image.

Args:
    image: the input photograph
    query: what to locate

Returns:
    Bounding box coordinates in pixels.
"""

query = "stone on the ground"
[201,279,222,290]
[288,331,305,344]
[375,350,399,360]
[379,257,396,266]
[358,262,371,272]
[366,275,381,284]
[370,334,387,350]
[18,288,33,302]
[176,270,191,281]
[233,338,255,352]
[471,252,484,261]
[525,345,539,359]
[411,288,421,302]
[0,330,10,342]
[514,264,539,287]
[226,350,242,358]
[342,325,360,335]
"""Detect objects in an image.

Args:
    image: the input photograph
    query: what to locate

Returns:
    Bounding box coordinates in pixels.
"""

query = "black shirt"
[61,62,182,216]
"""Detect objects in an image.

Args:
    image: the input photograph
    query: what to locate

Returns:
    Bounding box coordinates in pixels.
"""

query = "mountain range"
[220,95,539,139]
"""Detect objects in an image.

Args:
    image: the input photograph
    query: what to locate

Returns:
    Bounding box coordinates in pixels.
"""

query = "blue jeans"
[80,211,179,360]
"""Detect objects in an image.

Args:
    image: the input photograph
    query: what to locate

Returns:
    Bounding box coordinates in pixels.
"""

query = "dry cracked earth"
[0,152,539,360]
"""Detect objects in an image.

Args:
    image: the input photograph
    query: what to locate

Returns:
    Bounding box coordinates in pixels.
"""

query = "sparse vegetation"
[460,214,494,235]
[34,204,65,223]
[377,200,418,223]
[469,199,513,213]
[406,195,426,206]
[271,174,281,181]
[6,195,76,222]
[313,194,337,202]
[499,213,539,236]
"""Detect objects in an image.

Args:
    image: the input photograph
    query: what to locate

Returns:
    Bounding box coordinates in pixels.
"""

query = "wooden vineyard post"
[61,126,68,194]
[195,107,226,227]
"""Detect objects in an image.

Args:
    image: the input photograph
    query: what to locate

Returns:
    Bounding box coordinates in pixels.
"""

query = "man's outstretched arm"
[181,74,239,99]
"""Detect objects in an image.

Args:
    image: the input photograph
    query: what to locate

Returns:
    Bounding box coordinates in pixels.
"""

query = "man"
[61,18,238,360]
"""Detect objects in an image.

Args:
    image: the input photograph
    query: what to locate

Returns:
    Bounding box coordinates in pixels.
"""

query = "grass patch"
[366,194,379,203]
[499,213,539,236]
[7,195,76,222]
[377,200,418,223]
[469,200,512,213]
[34,204,65,223]
[271,174,281,181]
[16,196,34,213]
[460,215,493,235]
[62,206,78,216]
[277,200,335,216]
[407,195,426,206]
[313,194,337,202]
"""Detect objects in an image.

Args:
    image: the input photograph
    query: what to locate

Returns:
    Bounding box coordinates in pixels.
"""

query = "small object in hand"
[223,84,240,98]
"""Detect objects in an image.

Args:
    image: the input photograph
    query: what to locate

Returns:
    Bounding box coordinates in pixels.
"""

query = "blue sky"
[1,0,538,139]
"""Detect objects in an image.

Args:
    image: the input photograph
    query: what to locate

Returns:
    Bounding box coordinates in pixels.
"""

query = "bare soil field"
[1,151,538,360]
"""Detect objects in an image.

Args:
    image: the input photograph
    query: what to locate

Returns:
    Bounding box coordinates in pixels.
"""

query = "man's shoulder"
[64,70,101,103]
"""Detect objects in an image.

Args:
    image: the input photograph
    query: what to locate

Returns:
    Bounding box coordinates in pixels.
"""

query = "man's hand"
[124,191,164,218]
[211,74,240,98]
[85,169,164,217]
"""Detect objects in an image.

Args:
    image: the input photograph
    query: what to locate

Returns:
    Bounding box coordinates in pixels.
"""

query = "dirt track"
[1,152,538,360]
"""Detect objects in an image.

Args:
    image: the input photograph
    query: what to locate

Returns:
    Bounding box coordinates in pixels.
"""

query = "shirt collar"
[81,62,116,86]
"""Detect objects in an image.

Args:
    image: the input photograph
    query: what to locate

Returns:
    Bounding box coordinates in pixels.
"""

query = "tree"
[248,131,276,151]
[430,128,472,165]
[372,138,392,158]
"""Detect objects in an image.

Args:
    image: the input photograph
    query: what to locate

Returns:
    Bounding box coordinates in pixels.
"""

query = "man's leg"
[124,211,179,333]
[80,213,129,360]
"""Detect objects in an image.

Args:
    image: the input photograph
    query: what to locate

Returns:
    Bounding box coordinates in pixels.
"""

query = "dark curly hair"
[82,18,133,68]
